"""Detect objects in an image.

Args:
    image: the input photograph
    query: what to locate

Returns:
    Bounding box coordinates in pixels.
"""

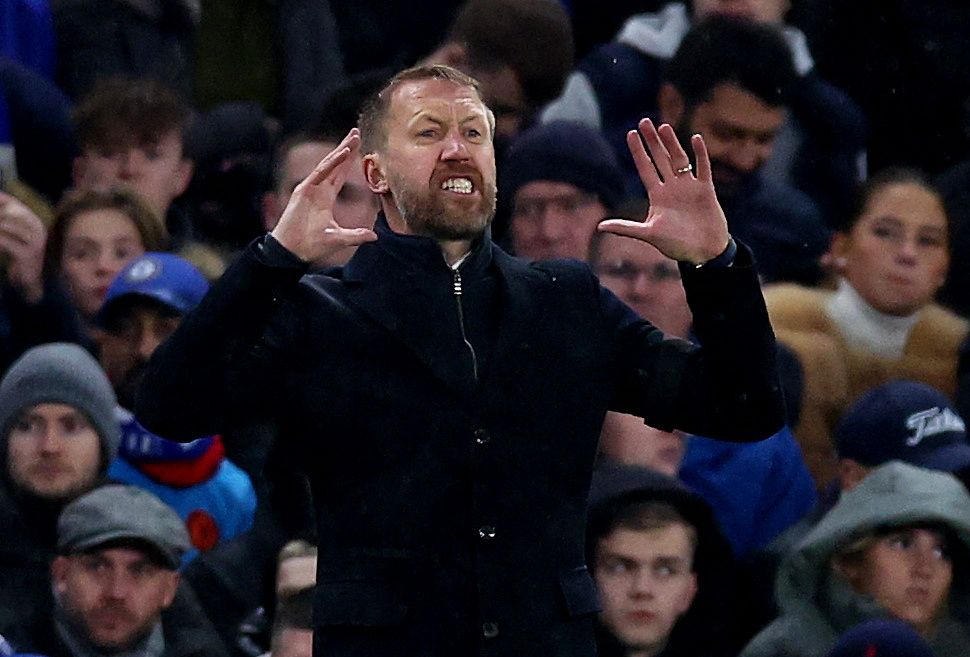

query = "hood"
[776,461,970,636]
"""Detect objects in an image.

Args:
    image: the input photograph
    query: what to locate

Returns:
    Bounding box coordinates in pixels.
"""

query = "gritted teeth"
[440,177,474,194]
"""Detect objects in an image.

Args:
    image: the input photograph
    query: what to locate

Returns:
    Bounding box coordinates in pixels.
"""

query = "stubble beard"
[387,170,497,242]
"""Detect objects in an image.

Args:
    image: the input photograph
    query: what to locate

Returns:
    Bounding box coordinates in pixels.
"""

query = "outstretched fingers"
[658,123,693,178]
[627,128,661,191]
[304,129,361,187]
[690,133,713,183]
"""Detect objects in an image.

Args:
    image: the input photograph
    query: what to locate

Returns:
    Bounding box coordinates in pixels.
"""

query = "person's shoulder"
[763,284,832,326]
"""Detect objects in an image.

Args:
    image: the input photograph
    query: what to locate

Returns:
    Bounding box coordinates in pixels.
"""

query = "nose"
[136,328,163,361]
[629,569,656,598]
[895,236,919,266]
[95,250,116,275]
[536,206,567,241]
[727,140,767,174]
[103,571,132,600]
[118,150,144,179]
[440,129,470,161]
[37,426,63,453]
[630,271,653,298]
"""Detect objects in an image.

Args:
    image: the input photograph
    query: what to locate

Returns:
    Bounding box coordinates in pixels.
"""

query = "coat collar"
[336,214,554,401]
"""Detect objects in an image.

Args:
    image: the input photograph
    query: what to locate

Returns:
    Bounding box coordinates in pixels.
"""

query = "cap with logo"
[827,618,933,657]
[835,380,970,472]
[95,252,209,326]
[57,484,190,569]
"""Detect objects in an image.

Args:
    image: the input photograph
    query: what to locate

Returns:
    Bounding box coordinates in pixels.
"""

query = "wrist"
[693,237,736,269]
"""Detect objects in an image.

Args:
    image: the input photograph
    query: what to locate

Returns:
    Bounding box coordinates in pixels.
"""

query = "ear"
[51,556,69,594]
[838,458,871,491]
[160,572,180,609]
[173,159,194,197]
[658,83,686,128]
[363,154,389,194]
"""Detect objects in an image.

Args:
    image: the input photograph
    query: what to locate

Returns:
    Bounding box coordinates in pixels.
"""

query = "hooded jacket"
[740,461,970,657]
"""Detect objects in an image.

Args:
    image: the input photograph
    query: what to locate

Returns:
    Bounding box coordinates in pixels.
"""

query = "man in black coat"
[136,64,785,657]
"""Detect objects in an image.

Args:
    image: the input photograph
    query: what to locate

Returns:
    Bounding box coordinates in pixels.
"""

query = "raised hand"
[0,192,47,303]
[599,119,729,265]
[271,128,378,262]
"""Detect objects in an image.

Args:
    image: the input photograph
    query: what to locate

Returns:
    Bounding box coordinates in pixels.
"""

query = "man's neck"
[440,240,473,267]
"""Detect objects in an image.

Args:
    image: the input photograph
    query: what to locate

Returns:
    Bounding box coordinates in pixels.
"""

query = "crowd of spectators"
[1,0,970,656]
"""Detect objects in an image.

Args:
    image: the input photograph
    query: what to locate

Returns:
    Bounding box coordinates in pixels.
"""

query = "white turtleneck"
[825,279,921,360]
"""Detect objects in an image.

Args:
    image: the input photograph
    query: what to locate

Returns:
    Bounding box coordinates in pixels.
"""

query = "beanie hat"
[827,619,934,657]
[0,343,119,471]
[501,121,625,210]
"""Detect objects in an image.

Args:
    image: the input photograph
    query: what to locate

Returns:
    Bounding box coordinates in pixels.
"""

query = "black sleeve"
[135,236,309,441]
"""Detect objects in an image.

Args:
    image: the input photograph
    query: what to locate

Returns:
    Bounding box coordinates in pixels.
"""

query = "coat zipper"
[453,269,479,384]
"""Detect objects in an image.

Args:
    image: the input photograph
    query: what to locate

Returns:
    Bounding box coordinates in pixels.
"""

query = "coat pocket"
[559,565,601,618]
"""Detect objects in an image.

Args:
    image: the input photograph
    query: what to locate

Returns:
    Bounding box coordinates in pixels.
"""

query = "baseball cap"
[57,484,190,569]
[95,252,209,326]
[827,619,933,657]
[835,380,970,472]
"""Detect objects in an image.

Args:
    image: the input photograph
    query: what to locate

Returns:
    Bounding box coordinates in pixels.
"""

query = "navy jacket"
[136,217,784,657]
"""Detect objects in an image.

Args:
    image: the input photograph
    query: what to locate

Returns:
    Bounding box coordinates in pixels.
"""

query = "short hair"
[663,16,796,111]
[448,0,573,108]
[271,586,314,645]
[73,77,191,152]
[600,500,699,559]
[841,167,948,234]
[358,64,495,154]
[44,187,169,279]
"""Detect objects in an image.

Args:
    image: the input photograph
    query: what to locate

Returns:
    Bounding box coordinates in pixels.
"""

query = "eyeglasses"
[512,191,600,220]
[596,260,681,284]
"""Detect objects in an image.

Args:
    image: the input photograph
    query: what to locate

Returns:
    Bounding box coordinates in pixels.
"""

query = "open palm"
[599,119,729,265]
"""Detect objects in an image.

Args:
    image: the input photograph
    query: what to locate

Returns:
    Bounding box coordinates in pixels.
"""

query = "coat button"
[482,621,499,639]
[474,428,491,445]
[478,526,496,540]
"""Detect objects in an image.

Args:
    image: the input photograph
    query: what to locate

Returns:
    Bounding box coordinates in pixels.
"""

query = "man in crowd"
[138,64,785,656]
[71,78,194,248]
[587,462,737,657]
[29,485,192,657]
[0,343,118,634]
[501,120,625,261]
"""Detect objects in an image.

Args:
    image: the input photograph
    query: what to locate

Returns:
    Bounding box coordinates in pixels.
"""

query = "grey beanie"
[0,343,119,470]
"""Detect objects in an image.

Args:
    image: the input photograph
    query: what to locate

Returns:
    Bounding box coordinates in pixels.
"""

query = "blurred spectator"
[587,462,739,657]
[0,344,118,635]
[501,121,624,261]
[764,168,968,488]
[267,588,312,657]
[746,380,970,640]
[44,188,167,328]
[71,78,194,249]
[740,461,970,657]
[19,485,207,657]
[90,252,255,562]
[262,131,377,267]
[193,0,344,132]
[52,0,197,101]
[544,0,866,227]
[94,252,207,409]
[827,619,935,657]
[421,0,573,151]
[183,102,273,255]
[660,17,829,284]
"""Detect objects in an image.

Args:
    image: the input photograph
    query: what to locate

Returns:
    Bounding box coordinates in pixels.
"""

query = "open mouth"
[440,177,475,195]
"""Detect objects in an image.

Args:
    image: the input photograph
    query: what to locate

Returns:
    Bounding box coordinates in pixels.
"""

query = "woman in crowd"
[764,168,969,488]
[741,461,970,657]
[44,187,167,326]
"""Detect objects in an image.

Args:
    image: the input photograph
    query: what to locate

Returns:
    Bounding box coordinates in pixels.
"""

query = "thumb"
[597,218,649,240]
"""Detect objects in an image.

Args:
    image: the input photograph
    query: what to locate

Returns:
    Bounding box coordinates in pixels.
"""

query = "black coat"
[137,218,784,657]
